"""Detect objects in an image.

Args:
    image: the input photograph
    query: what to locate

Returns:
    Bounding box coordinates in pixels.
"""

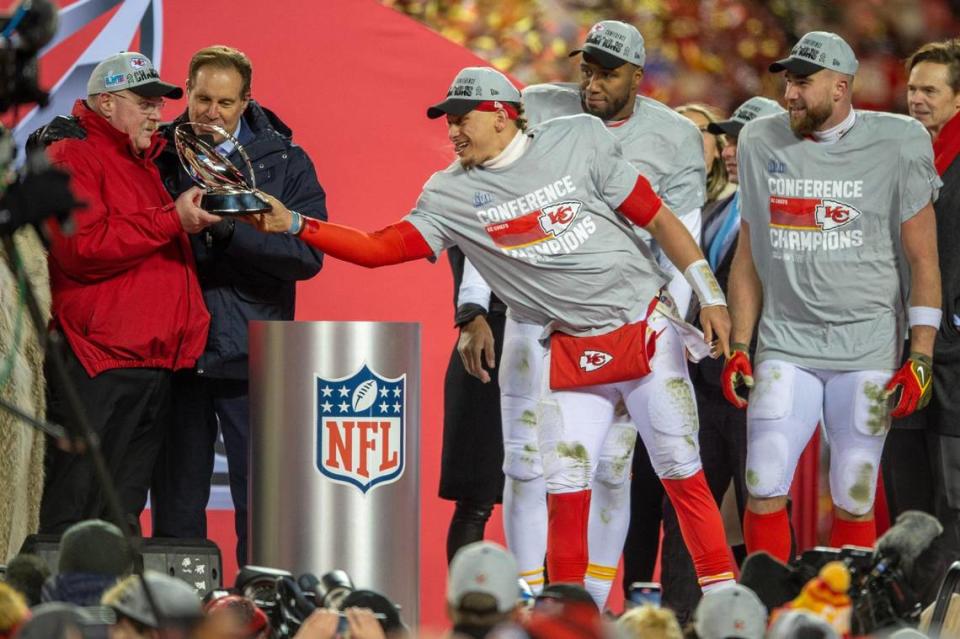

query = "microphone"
[873,510,943,578]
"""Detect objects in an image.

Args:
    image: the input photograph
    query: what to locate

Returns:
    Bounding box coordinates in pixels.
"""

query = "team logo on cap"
[129,56,148,70]
[316,364,405,493]
[580,350,613,372]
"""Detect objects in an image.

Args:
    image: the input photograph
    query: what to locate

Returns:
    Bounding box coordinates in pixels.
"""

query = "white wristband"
[683,259,726,307]
[909,305,943,328]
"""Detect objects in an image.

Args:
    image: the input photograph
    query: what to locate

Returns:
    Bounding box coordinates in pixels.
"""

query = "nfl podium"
[248,321,421,624]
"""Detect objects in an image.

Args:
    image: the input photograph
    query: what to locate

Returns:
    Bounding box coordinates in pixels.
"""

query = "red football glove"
[885,352,933,418]
[721,343,753,409]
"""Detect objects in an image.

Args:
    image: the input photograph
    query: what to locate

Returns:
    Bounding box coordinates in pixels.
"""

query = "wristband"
[683,259,726,308]
[286,210,303,235]
[908,306,942,328]
[454,303,488,328]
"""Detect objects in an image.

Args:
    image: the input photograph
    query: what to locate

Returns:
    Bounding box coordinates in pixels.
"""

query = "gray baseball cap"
[105,572,202,629]
[87,52,183,99]
[570,20,645,69]
[769,31,859,76]
[707,97,785,137]
[427,66,521,119]
[447,541,519,613]
[694,584,768,639]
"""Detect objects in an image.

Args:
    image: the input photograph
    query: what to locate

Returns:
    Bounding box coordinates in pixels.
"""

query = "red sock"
[743,508,792,563]
[661,471,735,588]
[830,517,875,548]
[546,490,591,585]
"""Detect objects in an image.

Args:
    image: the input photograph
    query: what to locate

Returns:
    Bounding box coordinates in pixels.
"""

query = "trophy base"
[201,191,272,215]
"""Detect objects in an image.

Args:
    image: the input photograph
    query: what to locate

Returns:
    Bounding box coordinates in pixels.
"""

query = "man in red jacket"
[40,52,220,533]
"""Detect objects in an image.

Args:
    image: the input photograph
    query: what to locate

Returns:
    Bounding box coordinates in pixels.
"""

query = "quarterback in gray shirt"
[252,65,737,595]
[455,20,708,607]
[725,31,942,563]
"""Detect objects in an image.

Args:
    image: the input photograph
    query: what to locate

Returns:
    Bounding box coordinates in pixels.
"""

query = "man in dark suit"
[884,38,960,604]
[149,46,327,565]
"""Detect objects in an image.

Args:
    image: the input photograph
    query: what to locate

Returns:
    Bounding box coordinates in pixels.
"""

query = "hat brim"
[706,120,744,137]
[426,98,520,119]
[427,98,478,119]
[569,46,627,70]
[768,57,824,76]
[129,81,183,99]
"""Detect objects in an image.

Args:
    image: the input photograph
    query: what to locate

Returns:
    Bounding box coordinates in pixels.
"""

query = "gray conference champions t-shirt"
[405,114,668,337]
[737,110,940,370]
[522,82,705,218]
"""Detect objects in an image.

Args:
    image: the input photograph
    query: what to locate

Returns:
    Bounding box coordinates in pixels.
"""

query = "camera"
[235,566,358,639]
[795,546,921,634]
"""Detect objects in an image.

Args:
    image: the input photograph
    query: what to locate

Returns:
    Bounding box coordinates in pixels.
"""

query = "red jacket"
[46,100,209,377]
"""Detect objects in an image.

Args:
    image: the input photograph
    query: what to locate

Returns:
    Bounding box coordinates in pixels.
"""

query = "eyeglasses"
[113,92,166,115]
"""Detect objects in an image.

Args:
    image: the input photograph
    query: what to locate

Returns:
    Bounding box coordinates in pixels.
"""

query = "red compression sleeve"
[617,175,663,227]
[297,219,434,267]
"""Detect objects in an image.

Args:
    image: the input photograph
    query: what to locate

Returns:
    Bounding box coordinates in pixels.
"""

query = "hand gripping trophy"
[174,121,270,214]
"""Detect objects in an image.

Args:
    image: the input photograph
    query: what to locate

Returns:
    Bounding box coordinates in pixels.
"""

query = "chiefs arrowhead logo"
[814,199,861,231]
[579,350,613,372]
[538,200,582,237]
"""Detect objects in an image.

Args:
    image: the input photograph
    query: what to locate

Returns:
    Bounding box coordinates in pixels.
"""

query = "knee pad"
[503,442,544,482]
[749,361,795,421]
[831,451,880,516]
[542,439,594,493]
[646,376,701,479]
[744,430,792,499]
[595,422,636,488]
[500,336,542,399]
[851,376,892,437]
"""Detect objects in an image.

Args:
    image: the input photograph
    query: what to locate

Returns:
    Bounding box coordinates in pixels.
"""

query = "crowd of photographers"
[0,514,957,639]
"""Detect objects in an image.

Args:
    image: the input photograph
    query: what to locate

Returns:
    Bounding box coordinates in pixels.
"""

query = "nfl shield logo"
[316,364,406,493]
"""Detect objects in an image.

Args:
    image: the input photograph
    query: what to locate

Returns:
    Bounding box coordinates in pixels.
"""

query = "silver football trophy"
[174,122,270,214]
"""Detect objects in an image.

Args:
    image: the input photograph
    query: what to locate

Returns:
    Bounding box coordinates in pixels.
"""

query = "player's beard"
[789,98,833,137]
[580,90,631,121]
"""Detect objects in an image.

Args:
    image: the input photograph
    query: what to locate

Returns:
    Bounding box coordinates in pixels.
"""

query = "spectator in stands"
[692,584,767,639]
[447,542,522,638]
[203,594,270,639]
[42,519,133,606]
[618,604,683,639]
[101,571,204,639]
[4,553,50,606]
[0,582,28,639]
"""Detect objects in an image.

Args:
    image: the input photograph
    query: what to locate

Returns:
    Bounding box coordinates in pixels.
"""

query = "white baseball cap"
[447,541,519,614]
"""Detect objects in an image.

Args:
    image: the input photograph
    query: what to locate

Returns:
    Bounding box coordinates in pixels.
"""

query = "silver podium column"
[249,321,420,625]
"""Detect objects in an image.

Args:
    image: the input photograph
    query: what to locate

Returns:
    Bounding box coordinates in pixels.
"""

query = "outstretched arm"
[250,192,434,268]
[621,178,730,357]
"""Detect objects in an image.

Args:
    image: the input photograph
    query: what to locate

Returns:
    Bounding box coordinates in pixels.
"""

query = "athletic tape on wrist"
[908,306,942,328]
[684,259,726,307]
